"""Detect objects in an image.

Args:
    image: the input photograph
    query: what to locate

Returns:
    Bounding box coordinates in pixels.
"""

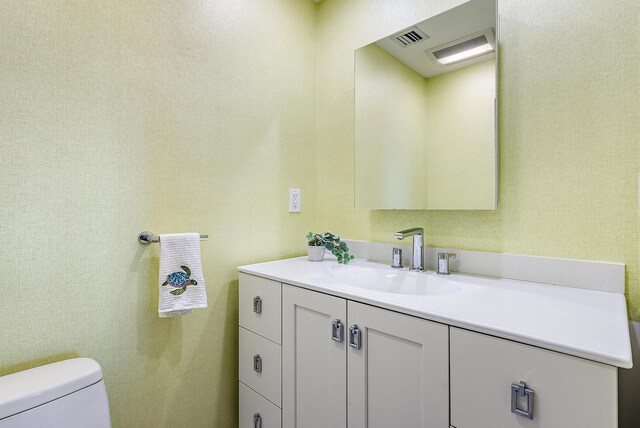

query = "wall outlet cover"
[289,189,301,212]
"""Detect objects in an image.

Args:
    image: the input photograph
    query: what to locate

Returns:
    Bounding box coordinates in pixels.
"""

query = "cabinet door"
[347,301,449,428]
[450,328,617,428]
[282,285,347,428]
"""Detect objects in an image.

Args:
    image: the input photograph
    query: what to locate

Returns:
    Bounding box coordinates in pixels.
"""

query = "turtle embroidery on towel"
[162,265,198,296]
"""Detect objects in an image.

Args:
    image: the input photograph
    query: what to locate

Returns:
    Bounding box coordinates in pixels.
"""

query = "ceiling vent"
[390,27,429,48]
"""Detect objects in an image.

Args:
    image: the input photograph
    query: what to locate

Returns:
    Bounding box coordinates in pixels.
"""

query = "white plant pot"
[307,246,326,262]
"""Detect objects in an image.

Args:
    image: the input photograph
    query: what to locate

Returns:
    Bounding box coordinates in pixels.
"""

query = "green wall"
[0,1,638,427]
[355,43,431,209]
[424,59,496,209]
[355,43,496,209]
[317,0,640,320]
[0,0,316,426]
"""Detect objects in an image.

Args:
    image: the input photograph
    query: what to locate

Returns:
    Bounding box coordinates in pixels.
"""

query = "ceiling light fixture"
[430,30,495,66]
[436,43,494,65]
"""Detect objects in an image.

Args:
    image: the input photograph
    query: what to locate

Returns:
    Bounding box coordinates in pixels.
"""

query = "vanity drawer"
[239,327,282,407]
[450,328,617,428]
[239,273,282,344]
[240,382,281,428]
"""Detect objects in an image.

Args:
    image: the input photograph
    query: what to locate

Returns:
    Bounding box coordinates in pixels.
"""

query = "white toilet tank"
[0,358,111,428]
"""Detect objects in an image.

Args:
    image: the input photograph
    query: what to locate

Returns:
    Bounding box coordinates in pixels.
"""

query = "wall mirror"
[355,0,497,210]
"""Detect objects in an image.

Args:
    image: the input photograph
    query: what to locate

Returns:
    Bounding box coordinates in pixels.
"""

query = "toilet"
[0,358,111,427]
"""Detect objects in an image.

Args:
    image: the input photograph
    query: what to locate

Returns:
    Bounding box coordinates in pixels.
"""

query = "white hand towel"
[158,233,208,318]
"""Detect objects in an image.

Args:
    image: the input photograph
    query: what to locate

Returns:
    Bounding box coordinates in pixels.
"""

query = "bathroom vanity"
[237,256,631,428]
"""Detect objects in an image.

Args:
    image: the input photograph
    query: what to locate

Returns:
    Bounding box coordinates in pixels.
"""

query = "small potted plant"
[306,232,326,262]
[306,232,355,264]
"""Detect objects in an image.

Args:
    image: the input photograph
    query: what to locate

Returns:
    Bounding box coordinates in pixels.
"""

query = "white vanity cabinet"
[239,267,622,428]
[450,328,618,428]
[281,284,449,428]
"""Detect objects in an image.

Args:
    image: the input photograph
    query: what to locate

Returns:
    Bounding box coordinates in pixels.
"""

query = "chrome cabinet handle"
[253,296,262,314]
[253,354,262,374]
[331,320,344,343]
[253,412,262,428]
[348,325,361,350]
[511,381,534,419]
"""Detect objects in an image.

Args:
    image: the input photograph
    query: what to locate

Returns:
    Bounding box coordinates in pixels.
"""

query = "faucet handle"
[437,253,456,275]
[391,248,403,269]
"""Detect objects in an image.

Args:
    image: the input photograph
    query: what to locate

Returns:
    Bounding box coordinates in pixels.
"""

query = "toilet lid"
[0,358,103,419]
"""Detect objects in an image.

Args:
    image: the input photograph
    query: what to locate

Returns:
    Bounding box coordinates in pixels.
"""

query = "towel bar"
[138,231,209,245]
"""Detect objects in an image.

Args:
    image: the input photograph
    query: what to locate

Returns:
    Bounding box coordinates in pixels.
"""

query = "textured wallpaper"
[355,43,431,208]
[0,0,317,426]
[316,0,640,320]
[1,1,638,427]
[355,43,495,209]
[423,59,496,209]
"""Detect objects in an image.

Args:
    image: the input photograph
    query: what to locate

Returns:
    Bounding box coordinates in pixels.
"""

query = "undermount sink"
[332,267,461,296]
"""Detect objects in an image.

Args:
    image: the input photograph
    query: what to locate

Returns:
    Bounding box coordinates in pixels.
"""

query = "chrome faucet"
[394,227,425,271]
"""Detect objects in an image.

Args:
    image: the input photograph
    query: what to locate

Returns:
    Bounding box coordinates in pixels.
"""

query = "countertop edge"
[238,263,633,369]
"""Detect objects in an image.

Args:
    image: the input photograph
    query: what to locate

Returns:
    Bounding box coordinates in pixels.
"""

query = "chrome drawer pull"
[348,325,361,350]
[511,381,534,419]
[253,412,262,428]
[253,296,262,314]
[253,354,262,374]
[331,320,344,343]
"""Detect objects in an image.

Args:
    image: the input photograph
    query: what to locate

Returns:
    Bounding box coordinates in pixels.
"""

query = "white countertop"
[239,256,632,368]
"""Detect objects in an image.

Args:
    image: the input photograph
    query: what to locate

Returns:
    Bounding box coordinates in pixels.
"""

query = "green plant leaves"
[305,231,354,264]
[307,232,324,246]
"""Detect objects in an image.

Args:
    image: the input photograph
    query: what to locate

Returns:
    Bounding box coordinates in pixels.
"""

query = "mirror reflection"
[355,0,497,210]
